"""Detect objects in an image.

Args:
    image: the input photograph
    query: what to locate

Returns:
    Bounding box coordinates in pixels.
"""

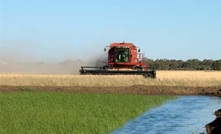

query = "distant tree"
[177,60,184,70]
[143,58,220,70]
[181,62,188,70]
[212,60,221,70]
[201,59,213,70]
[169,60,179,70]
[186,59,201,70]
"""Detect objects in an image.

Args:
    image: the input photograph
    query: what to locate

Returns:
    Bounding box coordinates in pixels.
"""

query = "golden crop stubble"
[156,71,221,87]
[0,71,221,87]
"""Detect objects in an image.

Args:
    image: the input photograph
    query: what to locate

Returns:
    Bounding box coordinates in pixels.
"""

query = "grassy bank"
[0,92,174,134]
[0,71,220,87]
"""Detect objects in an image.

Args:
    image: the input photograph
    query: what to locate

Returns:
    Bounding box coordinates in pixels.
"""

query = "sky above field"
[0,0,221,63]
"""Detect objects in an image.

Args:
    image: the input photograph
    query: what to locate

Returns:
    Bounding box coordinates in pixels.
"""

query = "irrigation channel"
[112,96,221,134]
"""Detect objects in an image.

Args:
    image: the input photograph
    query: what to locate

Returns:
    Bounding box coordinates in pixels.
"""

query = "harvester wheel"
[135,66,143,71]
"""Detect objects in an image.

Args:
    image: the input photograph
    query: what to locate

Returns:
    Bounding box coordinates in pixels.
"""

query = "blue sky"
[0,0,221,62]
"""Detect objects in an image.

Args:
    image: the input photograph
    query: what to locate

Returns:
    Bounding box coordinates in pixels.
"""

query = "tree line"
[143,59,221,70]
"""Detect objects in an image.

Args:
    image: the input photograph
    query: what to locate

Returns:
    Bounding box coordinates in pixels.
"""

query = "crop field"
[0,71,220,87]
[0,92,174,134]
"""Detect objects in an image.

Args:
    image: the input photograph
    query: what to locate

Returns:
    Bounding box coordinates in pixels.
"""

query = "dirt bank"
[0,85,221,96]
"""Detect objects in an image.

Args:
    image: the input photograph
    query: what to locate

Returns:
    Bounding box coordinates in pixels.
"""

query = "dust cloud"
[84,53,108,67]
[0,41,108,74]
[0,60,85,75]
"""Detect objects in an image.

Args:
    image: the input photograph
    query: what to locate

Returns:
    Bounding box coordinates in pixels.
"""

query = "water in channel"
[112,96,221,134]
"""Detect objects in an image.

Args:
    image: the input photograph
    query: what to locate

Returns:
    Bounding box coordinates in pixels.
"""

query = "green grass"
[0,92,175,134]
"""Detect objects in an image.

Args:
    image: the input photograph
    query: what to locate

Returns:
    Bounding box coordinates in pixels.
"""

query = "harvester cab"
[105,42,147,71]
[80,42,156,78]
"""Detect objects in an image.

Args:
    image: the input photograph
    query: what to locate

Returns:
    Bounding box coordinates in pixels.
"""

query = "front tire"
[135,66,143,71]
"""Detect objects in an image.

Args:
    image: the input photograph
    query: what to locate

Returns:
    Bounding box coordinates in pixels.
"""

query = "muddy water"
[112,96,221,134]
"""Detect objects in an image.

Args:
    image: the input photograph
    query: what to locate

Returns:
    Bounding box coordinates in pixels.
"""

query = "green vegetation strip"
[0,92,175,134]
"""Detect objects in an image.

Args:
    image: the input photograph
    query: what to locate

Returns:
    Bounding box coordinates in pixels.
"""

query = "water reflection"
[112,96,221,134]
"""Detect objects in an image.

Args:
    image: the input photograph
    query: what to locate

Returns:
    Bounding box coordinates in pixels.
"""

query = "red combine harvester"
[80,42,156,78]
